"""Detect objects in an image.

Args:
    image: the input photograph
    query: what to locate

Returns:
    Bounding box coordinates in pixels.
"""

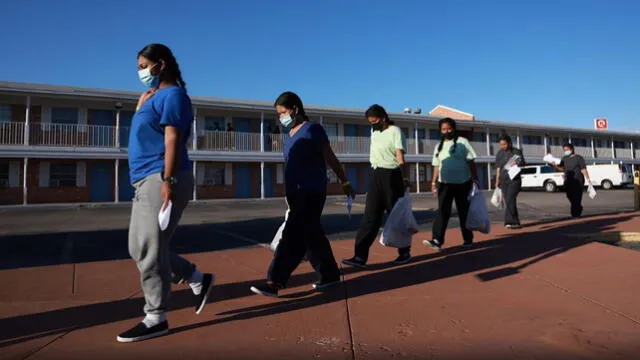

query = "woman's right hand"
[137,89,157,110]
[342,182,356,199]
[431,182,438,194]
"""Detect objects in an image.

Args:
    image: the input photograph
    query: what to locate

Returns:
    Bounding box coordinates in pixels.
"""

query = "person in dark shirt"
[250,91,356,297]
[550,143,592,218]
[494,134,525,229]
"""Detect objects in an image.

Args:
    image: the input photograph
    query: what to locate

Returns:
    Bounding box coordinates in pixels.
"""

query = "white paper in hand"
[543,153,561,165]
[587,184,597,199]
[347,196,353,218]
[508,165,521,180]
[158,201,173,231]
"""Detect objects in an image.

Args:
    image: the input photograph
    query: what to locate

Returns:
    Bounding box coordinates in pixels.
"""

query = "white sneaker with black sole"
[424,239,442,251]
[117,321,169,343]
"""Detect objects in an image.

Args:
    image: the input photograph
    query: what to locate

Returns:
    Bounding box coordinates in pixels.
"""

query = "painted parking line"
[334,202,433,212]
[213,229,270,249]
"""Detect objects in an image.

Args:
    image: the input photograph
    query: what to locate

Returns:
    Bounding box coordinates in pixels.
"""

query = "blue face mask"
[138,65,160,88]
[279,114,293,129]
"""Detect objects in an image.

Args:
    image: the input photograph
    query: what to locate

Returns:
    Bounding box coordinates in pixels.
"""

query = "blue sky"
[1,0,639,131]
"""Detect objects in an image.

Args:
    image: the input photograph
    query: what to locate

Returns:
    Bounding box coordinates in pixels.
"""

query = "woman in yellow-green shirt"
[342,104,411,269]
[424,118,478,251]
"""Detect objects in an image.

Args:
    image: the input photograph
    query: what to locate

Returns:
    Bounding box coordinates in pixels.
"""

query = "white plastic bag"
[490,188,504,208]
[587,183,597,199]
[270,208,290,252]
[379,194,420,248]
[465,184,491,234]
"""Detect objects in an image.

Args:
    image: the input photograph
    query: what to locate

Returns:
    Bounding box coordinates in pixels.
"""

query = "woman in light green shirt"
[424,118,478,251]
[342,104,412,269]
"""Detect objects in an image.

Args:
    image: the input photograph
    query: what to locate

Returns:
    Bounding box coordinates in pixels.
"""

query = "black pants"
[565,178,585,217]
[354,168,410,261]
[500,179,521,225]
[432,180,474,245]
[268,189,340,286]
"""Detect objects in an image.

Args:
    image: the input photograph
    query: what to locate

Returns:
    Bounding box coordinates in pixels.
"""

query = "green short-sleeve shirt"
[432,136,476,184]
[370,125,406,169]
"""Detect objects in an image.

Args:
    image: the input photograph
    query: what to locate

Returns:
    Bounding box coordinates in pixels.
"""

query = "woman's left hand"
[161,181,173,210]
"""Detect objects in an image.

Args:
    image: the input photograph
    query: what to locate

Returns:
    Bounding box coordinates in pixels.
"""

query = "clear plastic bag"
[379,193,420,248]
[491,188,504,208]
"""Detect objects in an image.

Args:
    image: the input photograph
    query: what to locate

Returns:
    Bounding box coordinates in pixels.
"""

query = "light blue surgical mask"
[279,114,293,128]
[564,150,573,156]
[138,65,160,88]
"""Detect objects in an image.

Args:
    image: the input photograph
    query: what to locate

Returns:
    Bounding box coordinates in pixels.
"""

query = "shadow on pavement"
[0,213,635,346]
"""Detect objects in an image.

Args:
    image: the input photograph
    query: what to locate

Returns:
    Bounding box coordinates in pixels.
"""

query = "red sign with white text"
[594,118,608,130]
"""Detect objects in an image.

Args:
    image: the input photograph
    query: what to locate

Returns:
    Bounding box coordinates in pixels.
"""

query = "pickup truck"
[519,165,565,192]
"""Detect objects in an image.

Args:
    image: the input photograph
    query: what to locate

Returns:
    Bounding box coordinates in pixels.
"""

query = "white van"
[519,163,632,192]
[586,163,633,190]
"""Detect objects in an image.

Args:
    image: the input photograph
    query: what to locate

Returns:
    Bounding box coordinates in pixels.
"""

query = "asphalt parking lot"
[0,188,635,271]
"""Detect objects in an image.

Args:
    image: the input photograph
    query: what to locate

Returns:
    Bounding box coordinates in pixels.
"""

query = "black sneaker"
[312,278,341,290]
[250,283,280,297]
[423,239,442,251]
[116,321,169,343]
[341,257,366,269]
[195,273,215,314]
[461,242,474,249]
[393,253,412,265]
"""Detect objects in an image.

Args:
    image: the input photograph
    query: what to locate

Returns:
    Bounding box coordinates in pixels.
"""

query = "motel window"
[0,162,8,188]
[323,123,338,137]
[417,128,426,139]
[613,140,626,149]
[0,105,11,123]
[204,116,225,132]
[473,132,485,142]
[523,135,542,145]
[203,163,225,185]
[49,163,77,187]
[418,164,426,182]
[490,133,500,142]
[429,129,440,140]
[572,138,588,147]
[51,107,78,124]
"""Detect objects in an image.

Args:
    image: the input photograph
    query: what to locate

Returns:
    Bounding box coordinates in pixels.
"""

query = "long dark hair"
[435,117,458,156]
[498,133,513,149]
[274,91,309,123]
[138,44,187,92]
[365,104,395,125]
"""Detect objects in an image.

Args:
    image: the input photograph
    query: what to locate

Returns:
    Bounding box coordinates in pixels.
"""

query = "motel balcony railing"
[0,124,636,161]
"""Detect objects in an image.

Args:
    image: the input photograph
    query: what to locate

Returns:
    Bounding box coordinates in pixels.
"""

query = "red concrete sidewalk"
[1,212,640,359]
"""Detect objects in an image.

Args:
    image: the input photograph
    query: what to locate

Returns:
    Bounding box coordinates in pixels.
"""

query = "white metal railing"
[522,144,547,159]
[29,123,116,147]
[469,141,488,156]
[2,124,637,162]
[574,146,592,158]
[616,148,633,159]
[197,130,261,152]
[0,122,25,145]
[594,147,613,158]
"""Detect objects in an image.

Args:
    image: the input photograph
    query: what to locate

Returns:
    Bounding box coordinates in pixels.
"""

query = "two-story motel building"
[0,81,638,205]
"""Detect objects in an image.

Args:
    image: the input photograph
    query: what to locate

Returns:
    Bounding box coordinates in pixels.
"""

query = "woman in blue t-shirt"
[250,91,356,297]
[117,44,213,343]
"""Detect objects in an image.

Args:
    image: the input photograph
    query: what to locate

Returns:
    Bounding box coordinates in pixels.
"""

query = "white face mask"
[279,114,293,128]
[564,150,573,156]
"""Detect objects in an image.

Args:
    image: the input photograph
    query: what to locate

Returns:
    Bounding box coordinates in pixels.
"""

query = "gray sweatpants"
[128,171,196,315]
